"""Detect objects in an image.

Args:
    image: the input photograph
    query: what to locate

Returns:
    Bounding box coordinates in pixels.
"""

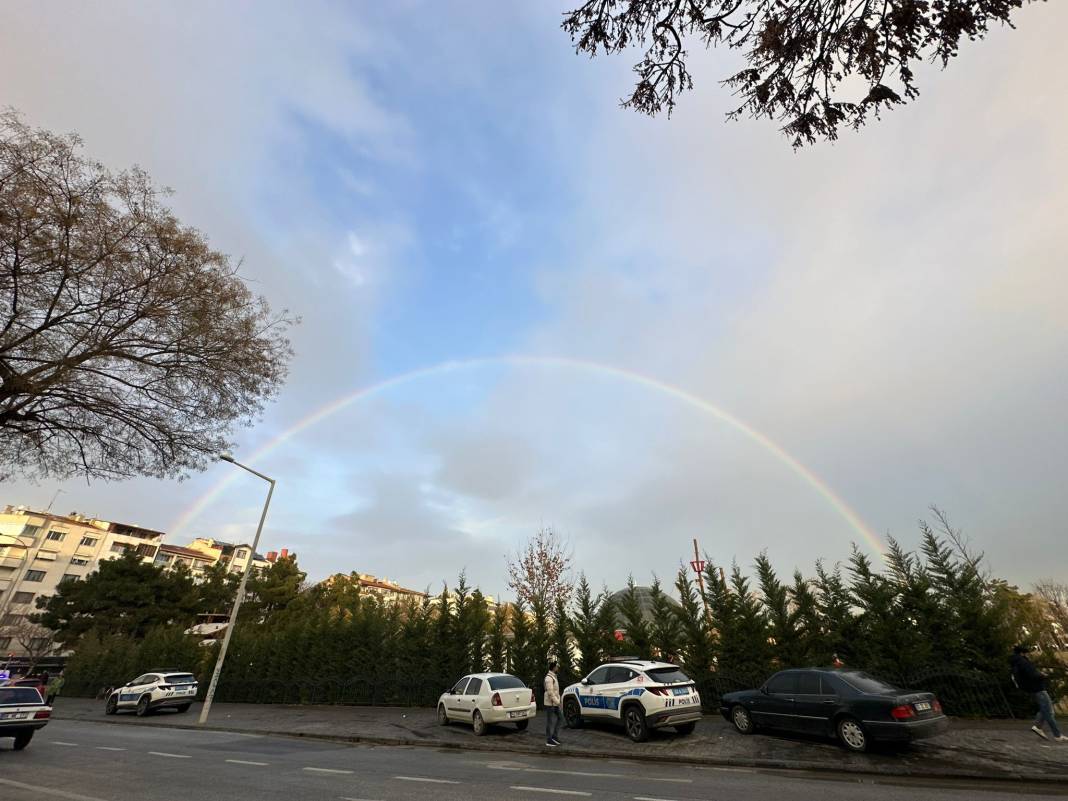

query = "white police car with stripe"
[105,670,198,716]
[562,658,702,742]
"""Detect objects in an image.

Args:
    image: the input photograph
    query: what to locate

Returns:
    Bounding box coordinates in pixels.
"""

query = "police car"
[105,670,198,716]
[562,658,702,742]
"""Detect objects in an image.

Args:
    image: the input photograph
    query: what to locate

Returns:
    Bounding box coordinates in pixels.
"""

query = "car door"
[751,671,800,731]
[791,671,837,735]
[445,677,471,720]
[599,666,638,716]
[577,666,612,718]
[462,677,484,720]
[119,674,153,707]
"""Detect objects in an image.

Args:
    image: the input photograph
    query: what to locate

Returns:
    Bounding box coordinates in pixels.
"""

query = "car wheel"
[437,704,450,725]
[13,730,33,750]
[105,695,118,716]
[731,705,755,735]
[563,698,583,729]
[135,695,152,717]
[623,705,649,743]
[675,722,697,736]
[515,719,529,731]
[472,709,487,736]
[837,716,868,753]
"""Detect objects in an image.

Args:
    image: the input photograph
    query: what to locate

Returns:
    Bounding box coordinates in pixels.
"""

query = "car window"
[837,671,899,694]
[465,678,483,695]
[488,675,526,691]
[165,674,196,684]
[131,674,151,685]
[766,672,799,694]
[586,666,611,685]
[0,687,43,705]
[645,667,690,684]
[144,675,160,685]
[606,667,636,684]
[818,674,838,695]
[450,677,470,695]
[796,672,821,695]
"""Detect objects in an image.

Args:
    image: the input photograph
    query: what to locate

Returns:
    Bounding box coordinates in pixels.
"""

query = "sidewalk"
[53,698,1068,783]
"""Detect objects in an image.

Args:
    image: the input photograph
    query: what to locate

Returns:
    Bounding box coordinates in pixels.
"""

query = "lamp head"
[218,453,236,463]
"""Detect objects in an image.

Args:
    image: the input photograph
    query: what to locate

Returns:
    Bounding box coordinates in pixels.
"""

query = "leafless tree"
[562,0,1043,147]
[1034,581,1068,646]
[1,615,58,670]
[0,111,294,481]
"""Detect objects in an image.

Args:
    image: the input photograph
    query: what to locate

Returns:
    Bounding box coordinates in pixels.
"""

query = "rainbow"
[170,356,886,556]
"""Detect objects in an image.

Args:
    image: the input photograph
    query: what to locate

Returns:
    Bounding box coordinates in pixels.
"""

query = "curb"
[55,713,1068,786]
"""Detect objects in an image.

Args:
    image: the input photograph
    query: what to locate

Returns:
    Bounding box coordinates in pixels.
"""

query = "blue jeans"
[545,706,562,742]
[1034,691,1062,738]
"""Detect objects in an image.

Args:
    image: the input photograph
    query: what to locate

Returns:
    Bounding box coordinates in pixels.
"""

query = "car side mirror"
[760,686,769,695]
[581,679,590,686]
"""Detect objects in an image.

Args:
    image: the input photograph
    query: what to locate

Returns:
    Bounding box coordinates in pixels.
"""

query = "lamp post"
[198,453,275,725]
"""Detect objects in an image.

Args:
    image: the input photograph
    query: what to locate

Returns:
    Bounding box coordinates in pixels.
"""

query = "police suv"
[105,670,198,716]
[562,658,702,742]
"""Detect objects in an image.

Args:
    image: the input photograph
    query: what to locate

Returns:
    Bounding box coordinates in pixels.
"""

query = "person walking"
[1011,644,1066,742]
[46,673,65,706]
[544,660,563,747]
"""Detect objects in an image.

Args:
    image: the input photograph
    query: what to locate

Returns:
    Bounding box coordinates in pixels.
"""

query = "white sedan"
[437,672,536,735]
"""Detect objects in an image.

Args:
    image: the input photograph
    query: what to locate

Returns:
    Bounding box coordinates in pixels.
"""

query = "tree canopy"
[0,111,294,481]
[562,0,1042,147]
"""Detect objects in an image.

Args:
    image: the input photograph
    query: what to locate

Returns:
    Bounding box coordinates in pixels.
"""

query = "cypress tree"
[617,575,651,657]
[648,576,682,662]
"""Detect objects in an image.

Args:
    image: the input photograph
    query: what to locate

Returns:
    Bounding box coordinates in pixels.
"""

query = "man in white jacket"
[544,661,562,747]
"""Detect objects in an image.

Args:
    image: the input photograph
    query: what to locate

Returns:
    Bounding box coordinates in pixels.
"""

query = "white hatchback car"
[437,672,536,735]
[105,670,198,716]
[562,659,702,742]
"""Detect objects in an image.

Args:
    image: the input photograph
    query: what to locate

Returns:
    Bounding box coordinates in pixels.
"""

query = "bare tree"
[0,111,294,481]
[507,526,574,608]
[1034,581,1068,647]
[562,0,1043,147]
[1,615,58,670]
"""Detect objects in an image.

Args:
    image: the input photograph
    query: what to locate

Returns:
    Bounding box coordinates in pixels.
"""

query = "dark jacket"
[1011,653,1048,693]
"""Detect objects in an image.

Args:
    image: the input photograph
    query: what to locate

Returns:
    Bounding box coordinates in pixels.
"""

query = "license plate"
[914,702,931,711]
[0,712,26,720]
[672,687,690,696]
[508,711,526,719]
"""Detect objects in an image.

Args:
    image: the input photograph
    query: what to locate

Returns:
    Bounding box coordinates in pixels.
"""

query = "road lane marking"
[340,798,384,801]
[51,741,79,746]
[227,759,269,766]
[712,767,753,773]
[0,777,109,801]
[510,787,591,797]
[94,746,126,751]
[393,776,460,784]
[148,751,191,758]
[635,797,680,801]
[523,768,623,778]
[304,767,354,775]
[646,777,692,784]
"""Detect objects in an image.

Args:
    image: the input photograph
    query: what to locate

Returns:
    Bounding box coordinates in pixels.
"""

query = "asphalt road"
[1,720,1064,801]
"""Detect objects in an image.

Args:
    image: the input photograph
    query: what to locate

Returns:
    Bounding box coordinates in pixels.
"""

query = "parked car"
[562,659,702,742]
[720,668,949,752]
[105,670,199,716]
[0,685,51,750]
[437,673,536,735]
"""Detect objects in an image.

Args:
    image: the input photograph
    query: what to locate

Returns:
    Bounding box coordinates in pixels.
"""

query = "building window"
[22,524,41,540]
[24,569,46,582]
[0,637,11,649]
[110,543,128,554]
[236,549,248,560]
[136,544,155,558]
[70,558,90,566]
[29,637,51,650]
[61,573,81,583]
[79,536,98,548]
[12,591,34,605]
[1,613,25,625]
[45,530,67,542]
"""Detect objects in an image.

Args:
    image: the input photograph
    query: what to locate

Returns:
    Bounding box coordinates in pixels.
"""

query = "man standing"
[1011,644,1066,742]
[46,673,65,706]
[544,660,562,747]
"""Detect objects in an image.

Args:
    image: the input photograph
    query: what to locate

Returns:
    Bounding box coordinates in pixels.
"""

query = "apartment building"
[153,544,217,578]
[0,506,165,655]
[355,573,427,604]
[185,537,272,576]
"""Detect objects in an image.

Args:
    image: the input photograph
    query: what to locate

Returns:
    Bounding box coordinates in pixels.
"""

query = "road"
[1,720,1063,801]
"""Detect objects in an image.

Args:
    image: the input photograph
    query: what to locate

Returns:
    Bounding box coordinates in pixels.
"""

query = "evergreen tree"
[569,575,616,676]
[487,603,509,673]
[673,568,715,687]
[717,563,772,681]
[616,575,651,657]
[551,597,575,685]
[755,553,801,668]
[813,560,856,666]
[508,600,536,690]
[788,570,823,667]
[648,577,682,662]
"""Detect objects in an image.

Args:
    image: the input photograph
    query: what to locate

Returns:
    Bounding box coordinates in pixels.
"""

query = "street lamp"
[198,453,275,725]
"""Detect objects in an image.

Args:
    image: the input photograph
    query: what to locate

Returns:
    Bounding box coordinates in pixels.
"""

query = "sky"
[2,1,1065,598]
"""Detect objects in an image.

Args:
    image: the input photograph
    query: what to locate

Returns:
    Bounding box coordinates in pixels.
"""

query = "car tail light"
[646,687,668,696]
[932,698,943,714]
[34,709,51,719]
[492,692,502,707]
[890,704,916,720]
[530,690,535,704]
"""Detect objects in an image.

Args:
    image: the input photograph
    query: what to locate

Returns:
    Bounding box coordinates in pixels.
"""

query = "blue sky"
[3,1,1066,596]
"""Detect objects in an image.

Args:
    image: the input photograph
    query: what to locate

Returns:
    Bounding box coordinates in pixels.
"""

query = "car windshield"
[488,675,526,690]
[165,674,196,684]
[644,667,691,684]
[0,687,43,705]
[837,671,900,694]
